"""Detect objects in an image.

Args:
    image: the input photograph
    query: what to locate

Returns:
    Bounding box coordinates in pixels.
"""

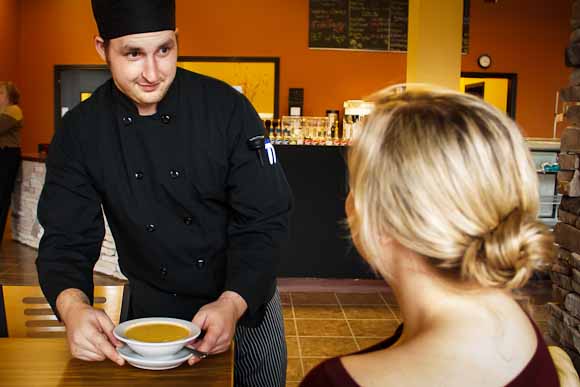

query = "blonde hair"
[0,81,20,105]
[347,85,555,289]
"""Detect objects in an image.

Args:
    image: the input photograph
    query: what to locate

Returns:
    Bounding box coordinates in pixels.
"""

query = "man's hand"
[57,288,125,366]
[189,291,247,365]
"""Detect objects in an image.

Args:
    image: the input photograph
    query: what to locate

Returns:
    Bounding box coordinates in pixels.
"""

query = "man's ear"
[174,28,179,50]
[94,36,107,62]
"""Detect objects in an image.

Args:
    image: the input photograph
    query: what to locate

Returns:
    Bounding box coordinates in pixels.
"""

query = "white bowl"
[113,317,201,358]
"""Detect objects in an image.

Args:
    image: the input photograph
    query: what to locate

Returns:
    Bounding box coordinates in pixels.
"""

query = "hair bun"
[462,209,555,288]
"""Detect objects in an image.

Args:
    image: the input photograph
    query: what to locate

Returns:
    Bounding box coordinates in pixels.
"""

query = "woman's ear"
[379,233,395,248]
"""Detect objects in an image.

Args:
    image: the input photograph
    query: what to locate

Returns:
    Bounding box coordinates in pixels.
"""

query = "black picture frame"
[54,64,109,133]
[177,56,280,119]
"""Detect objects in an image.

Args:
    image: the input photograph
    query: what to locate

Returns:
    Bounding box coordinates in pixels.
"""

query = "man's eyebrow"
[157,39,175,48]
[120,39,174,52]
[120,44,142,52]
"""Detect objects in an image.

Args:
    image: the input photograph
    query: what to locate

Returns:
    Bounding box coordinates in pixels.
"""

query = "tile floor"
[281,285,554,387]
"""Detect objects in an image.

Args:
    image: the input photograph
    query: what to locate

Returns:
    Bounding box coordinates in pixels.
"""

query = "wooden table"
[0,338,233,386]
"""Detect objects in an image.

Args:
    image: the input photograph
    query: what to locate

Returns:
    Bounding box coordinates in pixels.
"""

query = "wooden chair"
[548,346,580,387]
[0,285,129,338]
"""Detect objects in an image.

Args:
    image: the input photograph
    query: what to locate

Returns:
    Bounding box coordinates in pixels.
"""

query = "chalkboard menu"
[309,0,470,53]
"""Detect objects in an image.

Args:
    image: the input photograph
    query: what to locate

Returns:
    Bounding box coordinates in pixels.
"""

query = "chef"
[36,1,292,386]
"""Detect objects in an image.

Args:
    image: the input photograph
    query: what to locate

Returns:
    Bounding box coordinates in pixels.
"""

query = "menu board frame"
[309,0,470,53]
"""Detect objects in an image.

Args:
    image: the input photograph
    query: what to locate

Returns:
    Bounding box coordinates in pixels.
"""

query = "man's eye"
[159,47,170,54]
[127,51,140,58]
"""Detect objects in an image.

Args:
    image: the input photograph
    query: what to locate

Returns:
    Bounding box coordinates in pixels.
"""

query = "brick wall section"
[10,160,126,280]
[548,1,580,369]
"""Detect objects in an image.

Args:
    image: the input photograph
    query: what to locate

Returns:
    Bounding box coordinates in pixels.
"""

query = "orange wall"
[0,0,20,82]
[16,0,570,153]
[462,1,570,138]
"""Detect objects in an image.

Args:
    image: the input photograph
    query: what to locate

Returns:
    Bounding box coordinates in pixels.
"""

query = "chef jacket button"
[160,266,168,278]
[161,114,171,124]
[195,258,206,270]
[183,216,193,225]
[169,169,180,179]
[145,224,156,232]
[134,171,144,180]
[122,116,133,126]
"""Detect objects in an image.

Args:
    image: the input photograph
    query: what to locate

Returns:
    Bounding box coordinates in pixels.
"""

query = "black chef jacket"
[36,68,292,326]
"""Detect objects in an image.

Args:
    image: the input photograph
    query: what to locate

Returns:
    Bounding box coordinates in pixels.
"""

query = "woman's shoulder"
[300,356,359,387]
[2,105,22,121]
[300,325,404,386]
[341,306,543,386]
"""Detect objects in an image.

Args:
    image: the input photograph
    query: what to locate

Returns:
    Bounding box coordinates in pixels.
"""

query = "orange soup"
[125,323,190,343]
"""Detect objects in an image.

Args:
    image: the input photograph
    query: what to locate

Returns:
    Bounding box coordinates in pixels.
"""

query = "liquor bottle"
[295,118,304,145]
[282,125,290,145]
[264,119,272,138]
[273,119,282,144]
[326,110,339,146]
[283,121,298,145]
[304,118,312,145]
[342,115,355,146]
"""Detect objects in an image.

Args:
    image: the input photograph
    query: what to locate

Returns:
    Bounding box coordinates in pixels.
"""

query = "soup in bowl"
[114,317,201,358]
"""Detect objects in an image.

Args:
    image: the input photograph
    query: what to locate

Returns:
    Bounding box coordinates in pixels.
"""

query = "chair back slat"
[2,285,125,338]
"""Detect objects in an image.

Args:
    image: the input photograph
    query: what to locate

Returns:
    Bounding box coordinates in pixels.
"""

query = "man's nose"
[142,56,160,83]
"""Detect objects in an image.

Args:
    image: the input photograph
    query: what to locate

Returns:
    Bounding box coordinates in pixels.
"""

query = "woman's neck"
[380,249,509,341]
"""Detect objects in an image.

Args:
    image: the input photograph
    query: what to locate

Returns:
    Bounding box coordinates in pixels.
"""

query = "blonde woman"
[300,86,559,386]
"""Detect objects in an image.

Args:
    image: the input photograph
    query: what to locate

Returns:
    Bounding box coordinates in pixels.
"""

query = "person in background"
[36,1,291,386]
[0,81,23,245]
[300,85,560,386]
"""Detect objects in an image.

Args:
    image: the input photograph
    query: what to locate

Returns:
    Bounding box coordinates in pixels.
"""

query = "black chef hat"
[91,0,176,40]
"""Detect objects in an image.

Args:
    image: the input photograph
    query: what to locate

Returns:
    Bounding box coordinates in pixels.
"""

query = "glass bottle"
[273,119,282,144]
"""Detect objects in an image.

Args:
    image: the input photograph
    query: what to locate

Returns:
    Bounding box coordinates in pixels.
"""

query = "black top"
[36,68,292,326]
[300,321,559,386]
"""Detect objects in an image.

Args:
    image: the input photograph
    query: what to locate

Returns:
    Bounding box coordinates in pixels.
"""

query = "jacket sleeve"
[224,94,292,323]
[0,106,22,135]
[36,111,105,317]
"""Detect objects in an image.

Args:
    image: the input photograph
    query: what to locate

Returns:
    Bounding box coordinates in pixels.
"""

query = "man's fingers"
[188,327,219,366]
[76,352,106,361]
[209,333,232,354]
[71,337,105,361]
[211,342,230,354]
[195,327,220,354]
[192,311,208,331]
[92,331,125,366]
[96,312,123,347]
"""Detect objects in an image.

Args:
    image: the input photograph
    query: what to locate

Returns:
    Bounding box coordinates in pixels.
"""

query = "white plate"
[117,345,193,370]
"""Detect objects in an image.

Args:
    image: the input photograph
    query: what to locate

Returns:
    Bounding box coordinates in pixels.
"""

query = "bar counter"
[12,138,560,280]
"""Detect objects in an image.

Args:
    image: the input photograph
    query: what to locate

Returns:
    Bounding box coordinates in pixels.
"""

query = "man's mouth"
[138,83,160,92]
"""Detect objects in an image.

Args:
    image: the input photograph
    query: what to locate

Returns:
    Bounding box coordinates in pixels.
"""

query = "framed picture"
[177,56,279,119]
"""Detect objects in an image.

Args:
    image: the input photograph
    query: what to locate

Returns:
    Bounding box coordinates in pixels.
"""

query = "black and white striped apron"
[234,289,287,387]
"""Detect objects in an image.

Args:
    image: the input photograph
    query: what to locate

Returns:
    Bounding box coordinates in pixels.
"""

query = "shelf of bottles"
[263,114,365,146]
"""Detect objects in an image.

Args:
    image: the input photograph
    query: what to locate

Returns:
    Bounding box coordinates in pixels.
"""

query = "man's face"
[96,30,178,115]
